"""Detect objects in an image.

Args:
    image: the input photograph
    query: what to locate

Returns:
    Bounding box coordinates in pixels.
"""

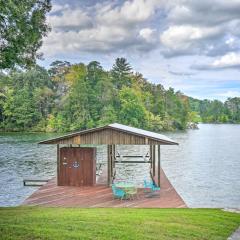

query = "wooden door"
[58,147,96,187]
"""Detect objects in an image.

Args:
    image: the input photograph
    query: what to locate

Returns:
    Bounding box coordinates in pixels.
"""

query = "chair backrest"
[112,184,125,197]
[111,185,117,194]
[144,179,153,188]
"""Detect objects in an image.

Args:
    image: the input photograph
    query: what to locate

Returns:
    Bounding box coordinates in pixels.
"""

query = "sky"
[38,0,240,101]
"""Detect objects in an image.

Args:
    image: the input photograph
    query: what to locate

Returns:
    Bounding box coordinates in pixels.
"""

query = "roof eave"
[38,124,179,145]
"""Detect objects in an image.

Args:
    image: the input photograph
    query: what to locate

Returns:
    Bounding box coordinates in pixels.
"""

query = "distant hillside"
[0,58,239,132]
[188,97,240,124]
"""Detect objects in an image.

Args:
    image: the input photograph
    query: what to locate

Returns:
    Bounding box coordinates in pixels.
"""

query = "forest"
[0,58,240,133]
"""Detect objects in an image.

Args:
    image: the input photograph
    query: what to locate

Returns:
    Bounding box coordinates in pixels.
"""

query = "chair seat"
[144,180,160,193]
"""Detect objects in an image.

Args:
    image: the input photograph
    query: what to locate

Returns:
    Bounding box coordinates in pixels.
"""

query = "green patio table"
[115,182,135,189]
[114,183,138,199]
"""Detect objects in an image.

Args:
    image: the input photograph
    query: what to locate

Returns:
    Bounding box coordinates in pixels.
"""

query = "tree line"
[0,58,239,132]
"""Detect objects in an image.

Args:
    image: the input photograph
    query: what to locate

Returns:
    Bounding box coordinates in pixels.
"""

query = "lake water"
[0,124,239,208]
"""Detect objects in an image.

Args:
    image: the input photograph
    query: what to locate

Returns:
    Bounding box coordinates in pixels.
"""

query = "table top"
[115,183,135,188]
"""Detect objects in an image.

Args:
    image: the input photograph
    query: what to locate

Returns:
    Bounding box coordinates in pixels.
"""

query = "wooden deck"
[22,168,187,208]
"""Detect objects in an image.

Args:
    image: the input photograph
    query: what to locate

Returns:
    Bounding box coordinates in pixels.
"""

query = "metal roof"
[39,123,178,145]
[108,123,176,144]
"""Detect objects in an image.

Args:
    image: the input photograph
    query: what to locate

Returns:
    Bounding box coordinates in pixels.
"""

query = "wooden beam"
[112,144,116,169]
[111,145,114,180]
[115,155,147,158]
[107,145,110,186]
[157,145,161,187]
[57,144,60,186]
[107,145,113,186]
[114,160,151,164]
[149,145,153,168]
[153,145,156,176]
[23,179,49,187]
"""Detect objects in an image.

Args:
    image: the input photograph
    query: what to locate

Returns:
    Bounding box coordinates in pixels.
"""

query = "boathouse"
[39,123,178,188]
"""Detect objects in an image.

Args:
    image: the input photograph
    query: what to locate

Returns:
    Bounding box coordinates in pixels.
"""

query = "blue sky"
[38,0,240,100]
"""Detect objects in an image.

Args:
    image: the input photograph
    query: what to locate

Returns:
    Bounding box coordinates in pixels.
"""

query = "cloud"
[192,52,240,70]
[159,0,240,57]
[48,8,92,30]
[42,1,163,56]
[217,90,240,98]
[41,0,240,62]
[168,70,195,76]
[95,0,162,26]
[139,28,157,43]
[50,4,69,14]
[167,0,240,26]
[160,25,223,57]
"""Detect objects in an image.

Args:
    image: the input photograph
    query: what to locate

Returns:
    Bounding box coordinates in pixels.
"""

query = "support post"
[153,145,156,176]
[157,145,161,187]
[107,145,113,186]
[57,144,60,186]
[150,145,153,168]
[112,144,115,169]
[110,145,113,180]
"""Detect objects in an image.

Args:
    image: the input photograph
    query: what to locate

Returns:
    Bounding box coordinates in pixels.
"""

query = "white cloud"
[41,0,240,61]
[167,0,240,26]
[96,0,162,26]
[212,52,240,68]
[218,90,240,98]
[192,52,240,70]
[159,0,240,57]
[160,25,222,56]
[50,4,69,14]
[139,28,156,42]
[48,7,92,30]
[41,1,162,56]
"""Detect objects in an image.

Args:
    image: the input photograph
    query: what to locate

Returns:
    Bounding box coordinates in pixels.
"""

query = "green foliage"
[119,87,147,128]
[0,0,51,69]
[0,58,240,133]
[188,97,240,124]
[112,58,132,89]
[3,88,40,130]
[188,111,202,123]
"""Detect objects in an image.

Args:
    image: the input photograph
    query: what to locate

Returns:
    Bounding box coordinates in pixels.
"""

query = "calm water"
[0,124,239,208]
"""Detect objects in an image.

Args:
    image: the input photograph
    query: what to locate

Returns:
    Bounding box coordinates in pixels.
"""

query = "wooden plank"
[58,147,96,187]
[22,167,187,208]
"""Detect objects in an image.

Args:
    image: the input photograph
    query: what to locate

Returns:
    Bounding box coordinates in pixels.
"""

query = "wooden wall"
[44,128,173,145]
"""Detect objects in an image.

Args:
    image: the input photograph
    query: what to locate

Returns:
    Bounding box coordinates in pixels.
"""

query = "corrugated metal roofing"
[108,123,176,144]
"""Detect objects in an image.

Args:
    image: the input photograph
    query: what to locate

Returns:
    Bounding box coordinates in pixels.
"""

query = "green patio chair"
[125,187,138,200]
[111,184,126,200]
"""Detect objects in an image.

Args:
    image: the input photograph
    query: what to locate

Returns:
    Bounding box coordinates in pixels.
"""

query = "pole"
[158,145,161,187]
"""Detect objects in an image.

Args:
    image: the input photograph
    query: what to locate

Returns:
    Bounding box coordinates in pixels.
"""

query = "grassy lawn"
[0,207,239,240]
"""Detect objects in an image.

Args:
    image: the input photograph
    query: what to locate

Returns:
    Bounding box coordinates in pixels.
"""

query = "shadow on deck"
[22,168,187,208]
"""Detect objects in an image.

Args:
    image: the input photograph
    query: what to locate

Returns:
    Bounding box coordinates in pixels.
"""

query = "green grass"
[0,207,239,240]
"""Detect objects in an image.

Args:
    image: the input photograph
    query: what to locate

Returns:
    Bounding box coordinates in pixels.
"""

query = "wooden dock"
[22,168,187,208]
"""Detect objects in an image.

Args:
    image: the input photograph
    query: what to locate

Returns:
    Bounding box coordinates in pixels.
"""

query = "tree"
[61,64,89,130]
[0,0,51,69]
[119,87,147,128]
[3,88,40,130]
[1,57,239,132]
[111,58,132,89]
